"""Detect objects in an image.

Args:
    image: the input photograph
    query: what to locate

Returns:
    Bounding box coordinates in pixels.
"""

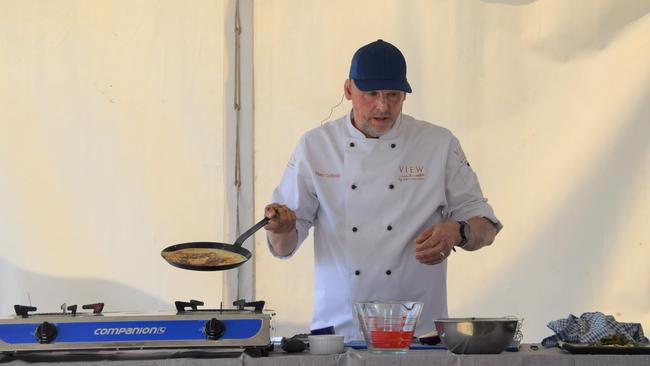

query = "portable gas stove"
[0,299,272,356]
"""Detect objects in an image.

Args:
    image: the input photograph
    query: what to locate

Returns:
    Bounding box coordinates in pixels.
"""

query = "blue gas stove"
[0,300,271,356]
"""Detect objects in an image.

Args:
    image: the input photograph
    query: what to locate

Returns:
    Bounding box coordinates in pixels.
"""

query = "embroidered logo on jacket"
[399,165,425,181]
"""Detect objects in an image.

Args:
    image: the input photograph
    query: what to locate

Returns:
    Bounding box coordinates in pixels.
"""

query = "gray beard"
[359,119,395,138]
[351,112,396,138]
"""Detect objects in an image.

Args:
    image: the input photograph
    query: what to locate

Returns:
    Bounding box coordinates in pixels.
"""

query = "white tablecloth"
[1,344,649,366]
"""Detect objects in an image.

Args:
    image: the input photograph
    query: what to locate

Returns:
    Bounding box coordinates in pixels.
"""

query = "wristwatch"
[457,221,470,248]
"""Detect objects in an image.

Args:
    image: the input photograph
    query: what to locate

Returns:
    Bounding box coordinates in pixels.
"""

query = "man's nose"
[375,94,388,111]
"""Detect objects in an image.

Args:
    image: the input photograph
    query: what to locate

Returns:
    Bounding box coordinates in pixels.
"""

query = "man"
[265,39,502,340]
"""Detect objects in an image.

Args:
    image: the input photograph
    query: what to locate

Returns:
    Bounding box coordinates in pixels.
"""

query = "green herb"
[593,333,637,347]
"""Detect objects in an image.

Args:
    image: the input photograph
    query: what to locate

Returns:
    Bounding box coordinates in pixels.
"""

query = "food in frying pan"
[162,248,247,267]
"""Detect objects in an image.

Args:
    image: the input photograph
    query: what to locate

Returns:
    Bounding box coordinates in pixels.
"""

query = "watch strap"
[457,220,469,247]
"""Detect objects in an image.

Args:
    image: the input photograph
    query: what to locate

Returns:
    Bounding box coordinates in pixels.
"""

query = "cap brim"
[353,79,412,93]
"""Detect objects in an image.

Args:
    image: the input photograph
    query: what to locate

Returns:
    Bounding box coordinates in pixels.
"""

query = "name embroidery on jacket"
[315,171,341,178]
[399,165,425,181]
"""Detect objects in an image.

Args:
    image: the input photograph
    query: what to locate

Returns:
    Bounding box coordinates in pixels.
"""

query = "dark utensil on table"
[418,330,441,345]
[161,217,270,271]
[281,336,307,353]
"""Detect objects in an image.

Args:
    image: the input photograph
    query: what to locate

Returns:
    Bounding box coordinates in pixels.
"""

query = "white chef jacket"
[269,112,502,341]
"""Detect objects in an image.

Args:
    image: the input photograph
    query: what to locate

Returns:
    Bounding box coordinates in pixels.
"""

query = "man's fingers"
[278,207,292,224]
[416,248,447,265]
[415,232,451,264]
[414,228,434,244]
[283,211,297,231]
[415,234,441,252]
[415,244,439,260]
[265,204,285,231]
[266,204,291,219]
[265,204,281,218]
[264,204,296,234]
[419,258,443,265]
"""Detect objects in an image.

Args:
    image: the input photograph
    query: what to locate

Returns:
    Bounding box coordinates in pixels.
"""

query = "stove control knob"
[204,318,226,340]
[35,321,58,343]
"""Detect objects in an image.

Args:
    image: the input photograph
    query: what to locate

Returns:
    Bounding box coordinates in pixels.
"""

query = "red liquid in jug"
[370,330,414,348]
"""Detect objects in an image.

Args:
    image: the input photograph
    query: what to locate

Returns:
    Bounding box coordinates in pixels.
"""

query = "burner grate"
[13,303,104,318]
[174,299,265,314]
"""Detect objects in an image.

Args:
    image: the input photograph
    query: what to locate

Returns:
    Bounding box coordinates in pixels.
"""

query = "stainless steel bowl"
[434,317,519,354]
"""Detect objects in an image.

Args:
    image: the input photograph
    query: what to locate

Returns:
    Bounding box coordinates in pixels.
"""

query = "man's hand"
[264,203,299,257]
[264,203,296,233]
[414,221,460,265]
[414,217,500,264]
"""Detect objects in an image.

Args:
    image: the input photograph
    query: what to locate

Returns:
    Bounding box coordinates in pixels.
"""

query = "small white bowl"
[308,334,345,355]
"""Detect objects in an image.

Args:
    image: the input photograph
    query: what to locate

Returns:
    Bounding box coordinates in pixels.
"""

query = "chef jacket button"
[391,143,396,148]
[387,225,392,231]
[389,184,394,190]
[352,227,358,232]
[385,270,392,275]
[351,184,357,190]
[349,142,355,147]
[355,270,360,276]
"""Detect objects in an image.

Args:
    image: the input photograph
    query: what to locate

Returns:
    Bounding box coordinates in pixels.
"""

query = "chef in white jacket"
[265,40,502,341]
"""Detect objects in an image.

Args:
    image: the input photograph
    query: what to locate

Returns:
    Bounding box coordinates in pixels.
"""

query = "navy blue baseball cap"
[349,39,412,93]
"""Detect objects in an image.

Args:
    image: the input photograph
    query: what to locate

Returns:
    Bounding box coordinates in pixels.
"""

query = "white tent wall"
[0,0,648,346]
[0,1,228,313]
[253,1,650,342]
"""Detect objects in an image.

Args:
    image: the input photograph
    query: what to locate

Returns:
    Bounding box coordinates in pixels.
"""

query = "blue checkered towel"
[542,312,649,347]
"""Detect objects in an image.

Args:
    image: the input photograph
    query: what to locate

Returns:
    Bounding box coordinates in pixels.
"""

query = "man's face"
[344,79,406,138]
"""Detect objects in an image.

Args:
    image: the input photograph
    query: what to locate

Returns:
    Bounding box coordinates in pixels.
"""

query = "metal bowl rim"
[354,301,424,305]
[434,317,521,323]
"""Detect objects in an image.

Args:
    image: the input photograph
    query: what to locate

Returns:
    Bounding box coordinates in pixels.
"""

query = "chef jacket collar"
[345,110,402,141]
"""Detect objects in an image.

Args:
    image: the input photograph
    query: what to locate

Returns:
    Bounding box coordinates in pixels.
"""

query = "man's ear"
[344,79,353,100]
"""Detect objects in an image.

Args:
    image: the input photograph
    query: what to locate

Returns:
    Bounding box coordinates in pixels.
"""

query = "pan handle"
[233,217,271,247]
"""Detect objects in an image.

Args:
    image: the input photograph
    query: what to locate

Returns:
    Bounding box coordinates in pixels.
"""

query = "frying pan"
[161,217,270,271]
